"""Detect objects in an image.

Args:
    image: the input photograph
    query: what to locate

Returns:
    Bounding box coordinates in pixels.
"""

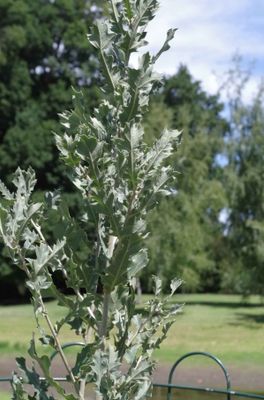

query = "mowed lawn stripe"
[0,294,263,366]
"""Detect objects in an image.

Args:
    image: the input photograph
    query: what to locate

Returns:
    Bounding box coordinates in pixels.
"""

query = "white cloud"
[131,0,264,98]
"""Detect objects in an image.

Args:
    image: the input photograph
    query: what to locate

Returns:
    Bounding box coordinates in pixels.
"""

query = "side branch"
[38,296,79,394]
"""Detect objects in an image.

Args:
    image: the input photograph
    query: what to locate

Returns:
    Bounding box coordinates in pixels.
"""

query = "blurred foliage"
[144,66,228,292]
[0,0,104,185]
[0,0,104,298]
[220,58,264,295]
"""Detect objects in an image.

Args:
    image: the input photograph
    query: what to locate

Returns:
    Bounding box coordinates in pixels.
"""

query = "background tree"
[0,0,104,299]
[220,59,264,295]
[144,66,228,292]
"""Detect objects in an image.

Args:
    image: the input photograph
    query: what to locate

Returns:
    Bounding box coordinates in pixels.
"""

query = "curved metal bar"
[167,351,231,400]
[50,341,85,362]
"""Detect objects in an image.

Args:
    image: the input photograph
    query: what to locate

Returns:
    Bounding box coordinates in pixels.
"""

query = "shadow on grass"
[0,341,27,354]
[167,298,263,308]
[180,301,262,308]
[136,298,263,315]
[233,312,264,325]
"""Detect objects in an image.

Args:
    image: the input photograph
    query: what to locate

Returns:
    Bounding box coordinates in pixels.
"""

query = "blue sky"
[132,0,264,100]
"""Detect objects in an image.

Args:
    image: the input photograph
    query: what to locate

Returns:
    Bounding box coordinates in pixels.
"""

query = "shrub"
[0,1,182,399]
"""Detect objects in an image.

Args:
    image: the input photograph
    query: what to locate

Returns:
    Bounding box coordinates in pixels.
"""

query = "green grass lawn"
[0,294,264,398]
[0,293,263,362]
[0,392,9,400]
[154,293,264,366]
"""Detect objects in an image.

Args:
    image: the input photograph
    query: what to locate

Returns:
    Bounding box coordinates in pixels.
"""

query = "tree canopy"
[144,66,228,292]
[0,0,103,298]
[220,62,264,295]
[0,0,103,189]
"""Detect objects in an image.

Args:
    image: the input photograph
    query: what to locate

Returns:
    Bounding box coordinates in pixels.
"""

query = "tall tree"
[0,0,103,188]
[144,66,227,292]
[0,0,103,298]
[221,60,264,295]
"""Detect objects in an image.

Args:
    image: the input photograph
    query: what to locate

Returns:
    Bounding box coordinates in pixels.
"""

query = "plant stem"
[100,292,110,339]
[95,235,117,400]
[99,235,117,339]
[38,296,79,395]
[31,219,45,242]
[79,378,86,400]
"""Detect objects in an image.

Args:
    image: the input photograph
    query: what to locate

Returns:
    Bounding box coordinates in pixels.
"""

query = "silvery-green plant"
[0,1,182,399]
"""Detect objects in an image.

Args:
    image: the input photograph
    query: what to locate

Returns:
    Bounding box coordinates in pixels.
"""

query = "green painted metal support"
[153,383,264,400]
[1,346,264,399]
[50,341,85,362]
[166,351,231,400]
[152,350,264,400]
